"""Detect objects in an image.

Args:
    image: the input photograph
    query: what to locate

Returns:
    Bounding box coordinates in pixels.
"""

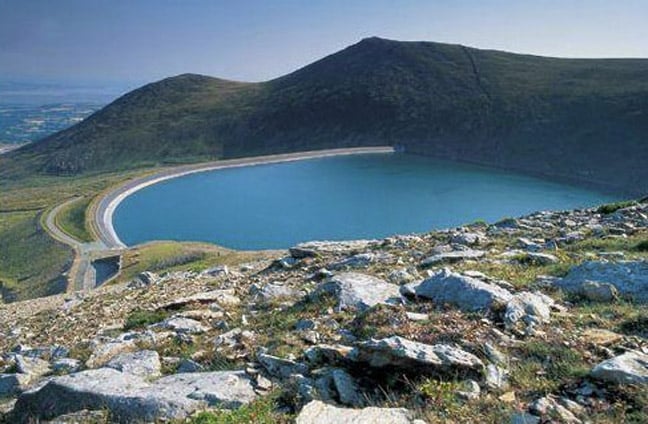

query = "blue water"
[113,153,618,250]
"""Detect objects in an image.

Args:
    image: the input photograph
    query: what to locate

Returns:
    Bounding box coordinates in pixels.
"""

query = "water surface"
[114,154,617,249]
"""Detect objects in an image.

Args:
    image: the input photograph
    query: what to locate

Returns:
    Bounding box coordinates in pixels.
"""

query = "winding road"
[44,198,116,291]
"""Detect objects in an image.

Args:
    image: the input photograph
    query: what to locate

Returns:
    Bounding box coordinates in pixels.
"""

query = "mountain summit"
[3,38,648,194]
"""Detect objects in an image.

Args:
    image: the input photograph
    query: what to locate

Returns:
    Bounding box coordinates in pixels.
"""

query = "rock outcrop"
[557,261,648,302]
[312,272,402,311]
[11,369,257,423]
[591,351,648,385]
[407,268,512,311]
[295,400,423,424]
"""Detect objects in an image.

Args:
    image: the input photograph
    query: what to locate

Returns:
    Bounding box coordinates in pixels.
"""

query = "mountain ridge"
[2,37,647,195]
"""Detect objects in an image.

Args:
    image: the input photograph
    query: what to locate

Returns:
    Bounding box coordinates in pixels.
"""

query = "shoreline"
[94,146,395,248]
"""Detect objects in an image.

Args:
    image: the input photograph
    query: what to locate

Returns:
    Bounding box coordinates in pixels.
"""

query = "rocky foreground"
[1,200,647,423]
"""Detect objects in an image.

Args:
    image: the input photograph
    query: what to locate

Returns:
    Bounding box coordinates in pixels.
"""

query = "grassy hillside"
[2,37,647,194]
[0,210,71,301]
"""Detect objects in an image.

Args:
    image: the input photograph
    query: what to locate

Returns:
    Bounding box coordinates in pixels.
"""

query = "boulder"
[329,252,394,270]
[11,345,69,361]
[304,344,356,365]
[591,351,648,385]
[388,268,418,285]
[214,328,242,348]
[581,328,623,346]
[523,252,559,265]
[408,268,512,311]
[580,281,619,302]
[253,282,299,303]
[557,261,648,302]
[529,396,581,423]
[105,350,162,378]
[295,400,422,424]
[420,249,485,266]
[161,289,240,310]
[176,359,205,373]
[485,363,509,390]
[15,355,51,379]
[51,358,81,375]
[201,265,229,277]
[85,339,137,368]
[127,271,160,289]
[354,336,484,375]
[504,292,554,330]
[455,379,481,401]
[10,368,257,423]
[510,412,541,424]
[518,237,542,252]
[150,316,208,334]
[290,240,378,258]
[450,232,486,246]
[330,368,364,406]
[257,353,309,379]
[311,273,401,311]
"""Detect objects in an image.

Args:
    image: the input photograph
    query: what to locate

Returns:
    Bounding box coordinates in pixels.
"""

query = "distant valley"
[0,103,104,145]
[0,79,133,145]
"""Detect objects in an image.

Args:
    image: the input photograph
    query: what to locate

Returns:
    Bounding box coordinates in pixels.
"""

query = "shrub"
[124,309,169,330]
[597,200,635,215]
[634,239,648,252]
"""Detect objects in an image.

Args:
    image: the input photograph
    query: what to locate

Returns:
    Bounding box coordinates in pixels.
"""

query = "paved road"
[93,146,395,248]
[44,197,114,291]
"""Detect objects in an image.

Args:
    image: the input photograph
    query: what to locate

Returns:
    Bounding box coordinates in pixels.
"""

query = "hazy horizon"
[2,0,648,86]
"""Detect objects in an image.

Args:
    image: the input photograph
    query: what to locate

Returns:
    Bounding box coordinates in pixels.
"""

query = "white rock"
[11,368,257,423]
[257,353,309,379]
[86,339,137,368]
[15,355,50,379]
[409,268,512,311]
[388,268,418,285]
[524,252,559,265]
[151,316,208,334]
[295,400,421,424]
[255,282,299,302]
[312,273,402,311]
[52,358,81,374]
[558,261,648,302]
[451,232,486,246]
[105,350,162,378]
[529,396,581,423]
[504,292,553,330]
[290,240,379,258]
[591,351,648,385]
[485,364,509,390]
[420,249,485,266]
[355,336,484,375]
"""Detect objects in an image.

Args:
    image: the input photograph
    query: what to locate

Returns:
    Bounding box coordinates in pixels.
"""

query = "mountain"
[3,37,648,194]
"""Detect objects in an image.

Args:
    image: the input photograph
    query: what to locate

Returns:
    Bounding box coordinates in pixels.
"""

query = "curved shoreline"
[94,146,395,248]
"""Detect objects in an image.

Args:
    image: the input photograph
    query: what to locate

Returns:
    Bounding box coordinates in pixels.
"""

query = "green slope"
[2,37,648,194]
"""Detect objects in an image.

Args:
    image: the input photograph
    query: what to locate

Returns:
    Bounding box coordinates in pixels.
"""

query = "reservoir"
[113,153,617,250]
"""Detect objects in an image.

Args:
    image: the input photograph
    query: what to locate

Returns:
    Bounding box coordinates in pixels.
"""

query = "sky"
[1,0,648,85]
